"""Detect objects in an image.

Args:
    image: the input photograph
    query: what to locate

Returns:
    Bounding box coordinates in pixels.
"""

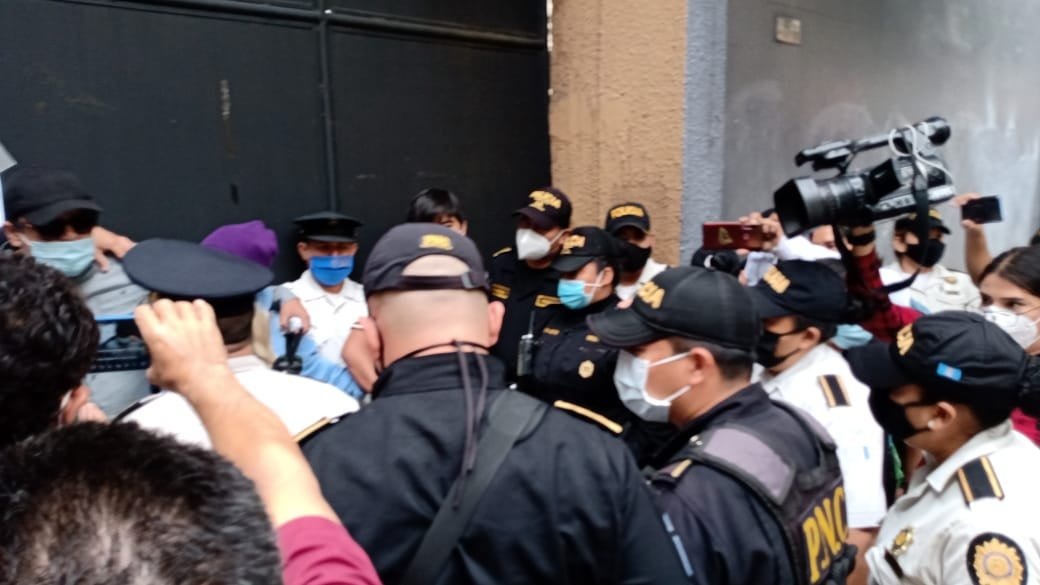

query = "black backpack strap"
[398,390,547,585]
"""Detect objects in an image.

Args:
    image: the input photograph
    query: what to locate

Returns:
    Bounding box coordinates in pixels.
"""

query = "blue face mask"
[557,271,605,310]
[831,324,874,350]
[310,255,354,287]
[23,236,95,277]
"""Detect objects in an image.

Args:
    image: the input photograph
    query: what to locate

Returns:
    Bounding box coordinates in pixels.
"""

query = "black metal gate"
[0,0,550,277]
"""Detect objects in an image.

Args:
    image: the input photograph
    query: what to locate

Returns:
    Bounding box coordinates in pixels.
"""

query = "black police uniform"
[531,296,674,464]
[488,246,560,380]
[304,354,690,585]
[588,266,853,585]
[650,384,821,584]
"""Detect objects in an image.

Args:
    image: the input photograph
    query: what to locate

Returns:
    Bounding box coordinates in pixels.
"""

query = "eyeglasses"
[27,211,99,240]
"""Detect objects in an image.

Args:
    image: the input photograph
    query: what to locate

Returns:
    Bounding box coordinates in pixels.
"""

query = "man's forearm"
[964,230,993,285]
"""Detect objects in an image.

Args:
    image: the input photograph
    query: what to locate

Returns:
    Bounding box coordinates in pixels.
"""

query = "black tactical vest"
[666,401,856,585]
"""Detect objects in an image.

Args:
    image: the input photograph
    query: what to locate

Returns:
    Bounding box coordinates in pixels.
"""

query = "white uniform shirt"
[867,421,1040,585]
[282,270,367,365]
[757,344,888,528]
[121,355,359,448]
[615,258,668,300]
[881,262,980,315]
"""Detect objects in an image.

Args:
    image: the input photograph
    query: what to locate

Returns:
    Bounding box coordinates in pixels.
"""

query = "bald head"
[367,255,503,365]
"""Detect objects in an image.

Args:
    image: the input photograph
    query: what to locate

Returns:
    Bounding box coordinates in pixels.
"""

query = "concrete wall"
[725,0,1040,265]
[549,0,687,264]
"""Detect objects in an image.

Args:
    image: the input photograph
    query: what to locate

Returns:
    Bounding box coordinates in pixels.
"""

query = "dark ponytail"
[1019,355,1040,418]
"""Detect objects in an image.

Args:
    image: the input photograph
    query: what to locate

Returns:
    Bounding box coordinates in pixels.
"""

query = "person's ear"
[600,265,615,286]
[892,233,909,253]
[3,221,25,249]
[296,241,309,260]
[359,316,383,366]
[932,401,958,427]
[687,347,713,387]
[487,300,505,346]
[800,326,823,349]
[645,233,657,248]
[59,385,92,426]
[458,221,469,236]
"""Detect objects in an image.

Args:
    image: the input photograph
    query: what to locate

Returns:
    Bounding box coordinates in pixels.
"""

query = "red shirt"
[278,516,382,585]
[849,248,1040,445]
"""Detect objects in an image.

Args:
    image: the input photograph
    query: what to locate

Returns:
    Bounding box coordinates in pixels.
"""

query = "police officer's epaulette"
[294,415,347,446]
[817,374,851,408]
[955,455,1005,505]
[492,246,513,258]
[650,458,695,487]
[552,400,623,435]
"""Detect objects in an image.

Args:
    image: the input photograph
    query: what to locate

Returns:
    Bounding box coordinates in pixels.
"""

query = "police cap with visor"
[587,266,760,351]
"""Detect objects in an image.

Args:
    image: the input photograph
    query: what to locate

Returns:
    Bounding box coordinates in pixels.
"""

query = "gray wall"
[723,0,1040,267]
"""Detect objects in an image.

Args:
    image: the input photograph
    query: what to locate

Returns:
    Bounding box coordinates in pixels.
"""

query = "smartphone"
[89,314,151,373]
[702,222,765,250]
[961,196,1002,224]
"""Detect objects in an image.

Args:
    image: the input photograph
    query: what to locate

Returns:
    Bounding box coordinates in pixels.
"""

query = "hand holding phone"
[960,196,1002,225]
[702,222,765,251]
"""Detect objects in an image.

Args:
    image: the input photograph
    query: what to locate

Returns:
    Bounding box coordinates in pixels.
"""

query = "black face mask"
[904,240,945,268]
[868,391,933,441]
[621,242,652,273]
[755,329,803,369]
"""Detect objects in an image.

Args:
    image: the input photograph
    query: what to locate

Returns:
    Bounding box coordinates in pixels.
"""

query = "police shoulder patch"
[967,533,1026,585]
[493,246,513,258]
[956,456,1005,505]
[553,400,623,435]
[294,415,344,445]
[818,374,851,408]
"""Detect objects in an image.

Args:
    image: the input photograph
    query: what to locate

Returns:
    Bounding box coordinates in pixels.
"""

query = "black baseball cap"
[124,238,273,316]
[2,168,102,225]
[604,202,651,235]
[749,260,849,322]
[512,187,572,231]
[846,312,1028,405]
[894,208,951,235]
[363,223,488,294]
[588,266,759,350]
[552,226,621,273]
[294,211,363,243]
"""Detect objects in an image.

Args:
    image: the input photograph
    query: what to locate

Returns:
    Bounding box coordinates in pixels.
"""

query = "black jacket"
[305,352,690,585]
[650,384,820,585]
[487,247,560,381]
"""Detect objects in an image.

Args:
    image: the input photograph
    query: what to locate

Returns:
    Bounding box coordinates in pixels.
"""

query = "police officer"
[588,267,856,585]
[116,239,358,447]
[530,226,672,463]
[281,212,367,375]
[845,312,1040,585]
[304,223,688,585]
[489,188,571,381]
[881,208,979,314]
[604,202,668,301]
[749,260,887,585]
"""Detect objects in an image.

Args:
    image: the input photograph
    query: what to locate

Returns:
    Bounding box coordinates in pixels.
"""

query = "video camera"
[774,116,956,236]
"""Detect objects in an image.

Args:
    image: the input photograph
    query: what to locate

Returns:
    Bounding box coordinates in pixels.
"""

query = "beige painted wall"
[549,0,687,264]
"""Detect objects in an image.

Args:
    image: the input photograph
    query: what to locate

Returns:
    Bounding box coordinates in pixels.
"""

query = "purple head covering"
[201,220,278,268]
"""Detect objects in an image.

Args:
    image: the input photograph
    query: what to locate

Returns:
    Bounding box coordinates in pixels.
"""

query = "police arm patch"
[967,533,1027,585]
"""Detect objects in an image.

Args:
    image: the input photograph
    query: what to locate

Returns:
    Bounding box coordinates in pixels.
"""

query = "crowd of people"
[1,165,1039,585]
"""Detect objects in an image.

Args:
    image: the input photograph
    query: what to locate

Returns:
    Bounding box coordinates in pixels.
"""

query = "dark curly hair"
[0,253,98,447]
[0,422,282,585]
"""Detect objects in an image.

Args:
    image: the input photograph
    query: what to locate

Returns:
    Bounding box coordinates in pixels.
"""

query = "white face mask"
[515,228,559,261]
[983,306,1040,350]
[614,350,691,423]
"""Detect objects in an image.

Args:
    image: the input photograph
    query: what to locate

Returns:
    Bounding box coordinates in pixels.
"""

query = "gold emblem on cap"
[637,281,666,309]
[529,190,563,212]
[578,360,595,379]
[890,527,914,557]
[897,324,914,356]
[609,205,645,219]
[763,266,791,294]
[971,536,1024,585]
[419,234,453,250]
[562,234,586,254]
